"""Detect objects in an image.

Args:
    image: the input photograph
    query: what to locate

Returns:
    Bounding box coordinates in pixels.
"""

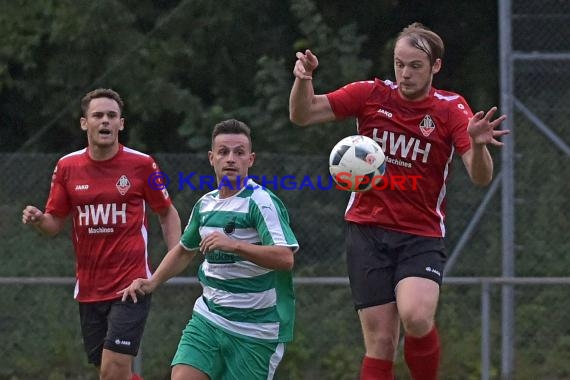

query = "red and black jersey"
[327,79,473,237]
[45,145,172,302]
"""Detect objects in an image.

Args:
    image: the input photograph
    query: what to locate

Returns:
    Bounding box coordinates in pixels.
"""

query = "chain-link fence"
[1,0,569,379]
[495,1,570,378]
[1,147,568,379]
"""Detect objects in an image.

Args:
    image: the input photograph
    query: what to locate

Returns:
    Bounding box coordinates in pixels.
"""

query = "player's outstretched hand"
[118,278,155,303]
[468,106,510,147]
[22,205,43,225]
[293,49,319,80]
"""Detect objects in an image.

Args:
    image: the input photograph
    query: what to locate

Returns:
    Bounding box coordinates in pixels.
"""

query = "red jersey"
[327,79,473,237]
[45,145,172,302]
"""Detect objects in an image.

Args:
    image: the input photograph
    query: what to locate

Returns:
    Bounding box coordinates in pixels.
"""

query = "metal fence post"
[481,281,491,380]
[498,0,515,378]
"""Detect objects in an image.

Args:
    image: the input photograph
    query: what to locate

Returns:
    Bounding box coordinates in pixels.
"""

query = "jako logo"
[377,108,393,118]
[425,266,441,277]
[75,184,89,190]
[114,339,131,346]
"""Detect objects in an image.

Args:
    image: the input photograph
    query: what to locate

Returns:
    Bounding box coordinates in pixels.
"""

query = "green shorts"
[171,313,286,380]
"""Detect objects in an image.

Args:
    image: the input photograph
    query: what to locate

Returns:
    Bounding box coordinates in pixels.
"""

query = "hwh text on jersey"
[76,203,127,226]
[373,129,431,163]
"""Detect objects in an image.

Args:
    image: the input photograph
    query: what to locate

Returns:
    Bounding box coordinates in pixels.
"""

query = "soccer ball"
[329,135,386,192]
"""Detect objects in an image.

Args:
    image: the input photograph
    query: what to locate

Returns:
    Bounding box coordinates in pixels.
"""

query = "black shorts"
[346,222,446,310]
[78,294,151,366]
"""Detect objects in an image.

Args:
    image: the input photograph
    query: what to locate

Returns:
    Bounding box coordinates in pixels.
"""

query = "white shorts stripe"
[266,343,285,380]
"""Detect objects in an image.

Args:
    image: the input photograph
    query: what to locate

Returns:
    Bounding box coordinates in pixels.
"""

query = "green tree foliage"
[241,0,374,154]
[0,0,201,152]
[1,0,501,154]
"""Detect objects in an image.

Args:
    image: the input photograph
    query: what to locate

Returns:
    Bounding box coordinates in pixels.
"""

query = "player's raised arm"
[462,106,510,186]
[289,49,336,126]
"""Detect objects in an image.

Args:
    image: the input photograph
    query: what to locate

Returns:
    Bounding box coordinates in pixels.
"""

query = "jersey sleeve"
[249,192,299,252]
[45,161,71,217]
[326,80,375,119]
[142,157,172,212]
[450,96,474,156]
[180,200,202,251]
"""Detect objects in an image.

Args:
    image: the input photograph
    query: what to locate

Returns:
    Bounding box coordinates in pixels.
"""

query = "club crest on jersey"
[224,217,237,235]
[419,115,436,137]
[116,175,131,195]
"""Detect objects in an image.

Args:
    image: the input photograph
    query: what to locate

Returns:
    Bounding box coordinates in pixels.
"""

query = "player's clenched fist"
[293,49,319,80]
[22,205,43,224]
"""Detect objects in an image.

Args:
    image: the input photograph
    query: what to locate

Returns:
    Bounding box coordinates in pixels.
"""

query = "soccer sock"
[360,356,394,380]
[404,325,440,380]
[131,373,143,380]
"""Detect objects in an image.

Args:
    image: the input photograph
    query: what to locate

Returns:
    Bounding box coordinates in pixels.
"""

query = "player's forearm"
[150,244,195,287]
[233,243,294,271]
[159,206,182,250]
[468,143,494,186]
[33,213,65,236]
[289,77,316,126]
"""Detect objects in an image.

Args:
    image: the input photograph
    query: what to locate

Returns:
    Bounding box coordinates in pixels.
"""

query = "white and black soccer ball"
[329,135,386,192]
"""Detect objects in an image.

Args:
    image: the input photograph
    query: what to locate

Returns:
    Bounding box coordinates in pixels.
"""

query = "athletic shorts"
[78,294,151,366]
[346,222,446,310]
[171,313,286,380]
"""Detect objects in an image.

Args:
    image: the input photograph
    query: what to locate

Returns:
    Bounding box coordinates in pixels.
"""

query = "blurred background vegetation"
[0,0,501,155]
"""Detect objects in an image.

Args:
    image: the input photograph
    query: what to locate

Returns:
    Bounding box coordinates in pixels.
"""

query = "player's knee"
[368,331,399,352]
[401,314,433,337]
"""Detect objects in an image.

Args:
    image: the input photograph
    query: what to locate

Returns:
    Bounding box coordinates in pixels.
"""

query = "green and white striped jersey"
[180,179,299,343]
